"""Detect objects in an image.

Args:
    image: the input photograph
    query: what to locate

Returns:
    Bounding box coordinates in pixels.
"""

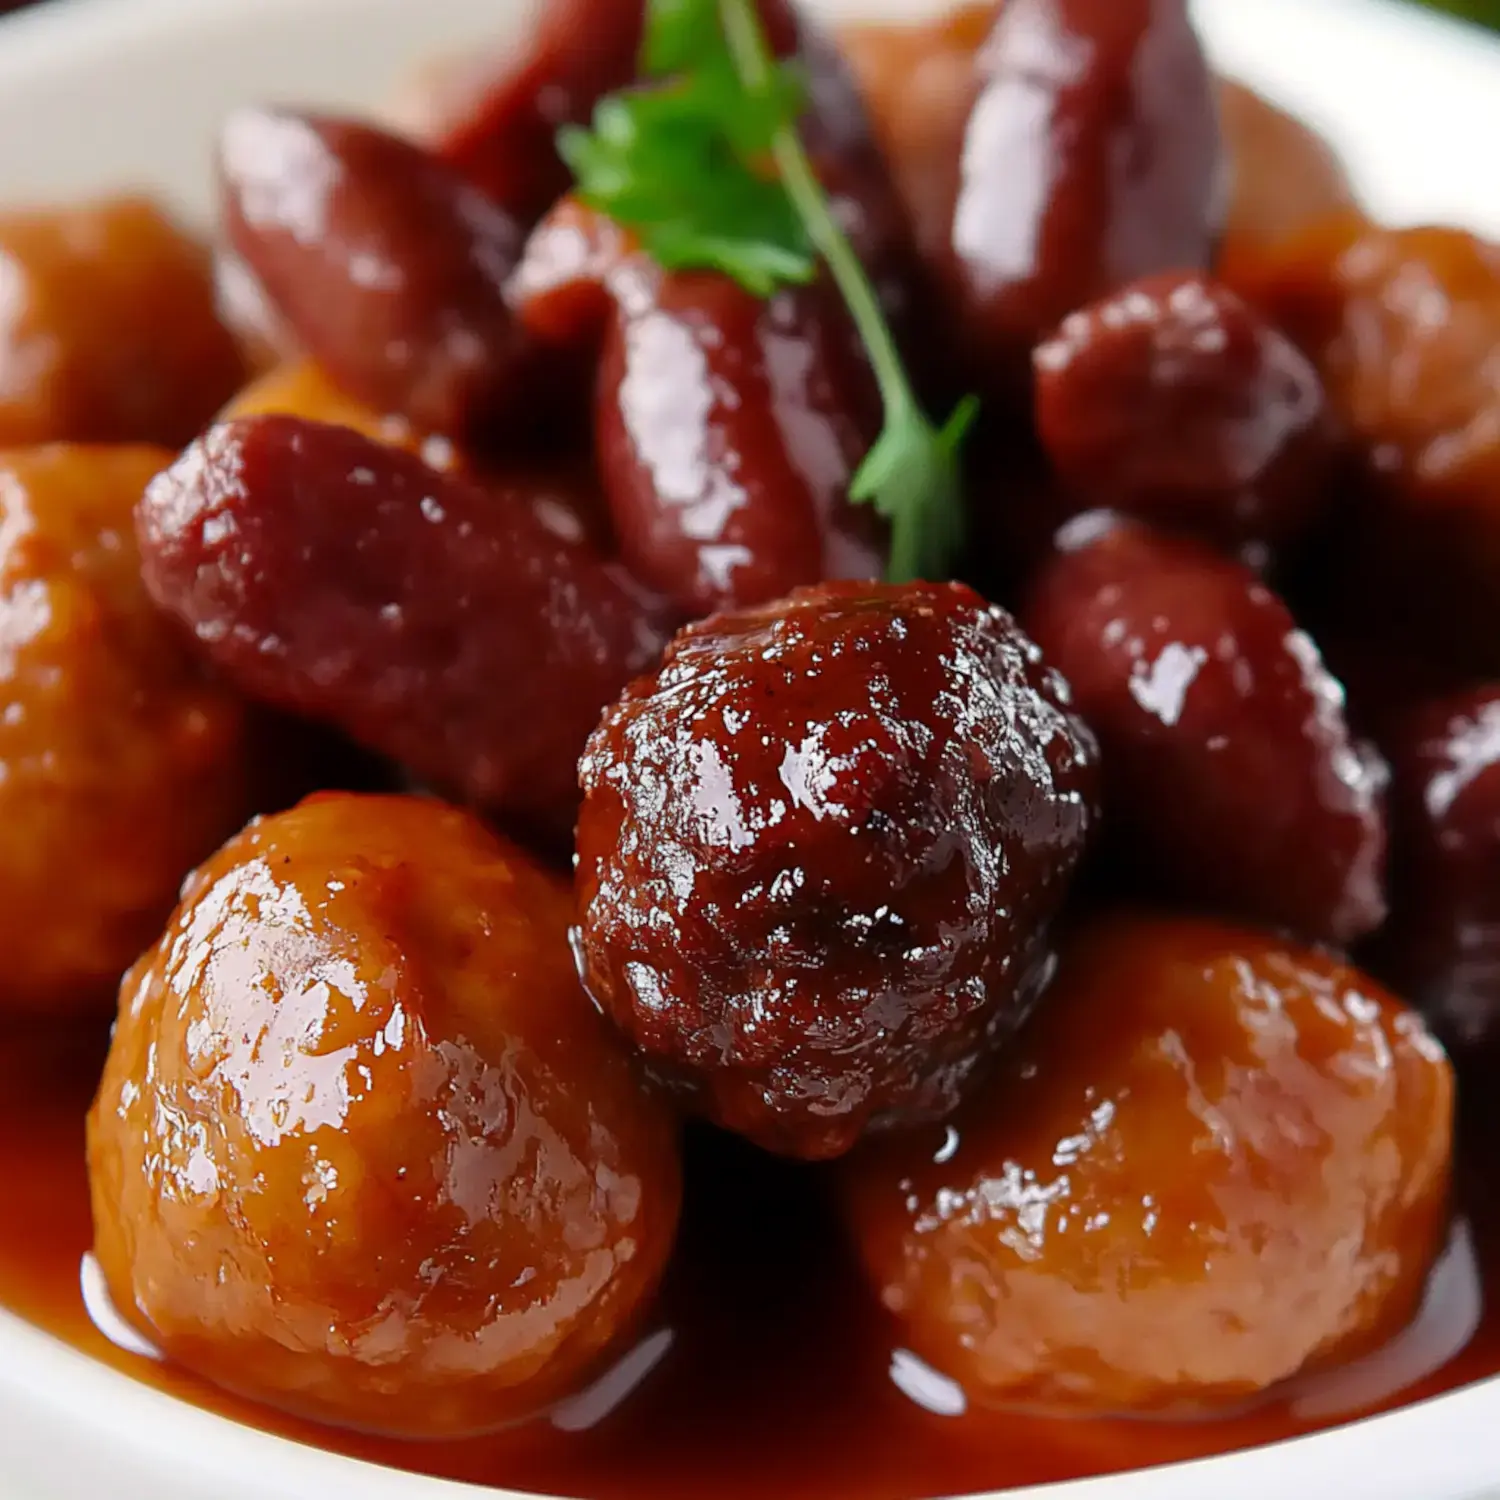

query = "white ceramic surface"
[1,0,1499,1496]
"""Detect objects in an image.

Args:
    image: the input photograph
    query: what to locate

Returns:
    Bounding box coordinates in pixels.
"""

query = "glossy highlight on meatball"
[840,914,1454,1413]
[0,444,252,1016]
[574,581,1101,1161]
[88,793,682,1439]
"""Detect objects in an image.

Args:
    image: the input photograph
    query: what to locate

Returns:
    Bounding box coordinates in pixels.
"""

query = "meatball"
[1231,224,1500,675]
[839,913,1454,1413]
[574,581,1100,1161]
[87,793,682,1438]
[1217,79,1359,280]
[0,197,245,447]
[0,444,251,1016]
[220,358,453,469]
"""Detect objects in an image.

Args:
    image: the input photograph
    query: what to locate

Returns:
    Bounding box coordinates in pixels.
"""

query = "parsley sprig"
[558,0,977,583]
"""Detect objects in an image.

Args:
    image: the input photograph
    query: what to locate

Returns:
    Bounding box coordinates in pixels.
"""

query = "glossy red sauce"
[1,1023,1495,1499]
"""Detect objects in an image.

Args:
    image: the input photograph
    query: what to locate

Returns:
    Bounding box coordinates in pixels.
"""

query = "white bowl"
[1,0,1499,1497]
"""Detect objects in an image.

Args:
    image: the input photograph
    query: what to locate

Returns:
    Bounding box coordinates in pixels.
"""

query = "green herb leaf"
[557,0,979,582]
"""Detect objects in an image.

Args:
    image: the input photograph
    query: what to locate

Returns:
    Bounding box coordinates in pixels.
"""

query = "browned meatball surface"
[88,793,682,1438]
[0,444,251,1016]
[840,914,1454,1413]
[0,198,245,447]
[574,581,1100,1161]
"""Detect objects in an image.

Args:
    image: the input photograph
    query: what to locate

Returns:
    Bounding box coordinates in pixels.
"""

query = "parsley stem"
[715,0,917,425]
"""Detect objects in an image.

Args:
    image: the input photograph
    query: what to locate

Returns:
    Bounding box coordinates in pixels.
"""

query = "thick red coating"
[88,793,682,1438]
[135,415,668,841]
[218,109,531,438]
[840,913,1453,1412]
[941,0,1222,387]
[1022,513,1388,945]
[1378,687,1500,1062]
[1033,272,1337,556]
[574,580,1101,1160]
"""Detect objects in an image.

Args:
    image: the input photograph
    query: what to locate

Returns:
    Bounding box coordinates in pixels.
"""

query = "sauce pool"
[2,1024,1496,1500]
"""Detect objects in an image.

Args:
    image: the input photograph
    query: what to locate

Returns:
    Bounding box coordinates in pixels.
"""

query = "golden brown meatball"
[0,444,251,1016]
[840,6,996,264]
[0,198,245,446]
[88,793,682,1438]
[839,914,1453,1413]
[220,358,456,469]
[1218,80,1360,280]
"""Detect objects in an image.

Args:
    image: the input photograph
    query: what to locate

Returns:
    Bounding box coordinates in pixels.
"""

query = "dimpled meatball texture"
[0,444,251,1016]
[840,914,1454,1413]
[574,581,1101,1161]
[88,794,682,1438]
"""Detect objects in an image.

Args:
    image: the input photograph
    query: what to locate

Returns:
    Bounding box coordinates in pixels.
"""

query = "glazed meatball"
[1240,225,1500,675]
[574,581,1100,1161]
[0,198,245,446]
[1217,80,1359,280]
[220,358,453,468]
[840,913,1454,1413]
[0,445,251,1016]
[88,793,681,1438]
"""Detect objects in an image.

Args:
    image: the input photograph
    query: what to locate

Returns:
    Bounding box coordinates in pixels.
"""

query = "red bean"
[136,415,668,841]
[597,272,886,614]
[1023,512,1388,945]
[944,0,1222,387]
[218,109,531,438]
[1377,687,1500,1062]
[432,0,896,256]
[1033,272,1337,556]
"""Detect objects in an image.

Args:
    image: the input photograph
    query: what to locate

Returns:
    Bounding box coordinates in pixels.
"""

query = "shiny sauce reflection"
[1,1028,1496,1500]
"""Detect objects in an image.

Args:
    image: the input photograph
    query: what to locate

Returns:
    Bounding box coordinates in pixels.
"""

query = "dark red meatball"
[219,109,531,438]
[1378,687,1500,1061]
[943,0,1222,388]
[1033,272,1337,556]
[1023,513,1388,945]
[136,415,668,842]
[574,581,1101,1160]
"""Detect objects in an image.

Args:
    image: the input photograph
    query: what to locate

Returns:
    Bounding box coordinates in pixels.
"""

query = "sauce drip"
[1,1026,1495,1500]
